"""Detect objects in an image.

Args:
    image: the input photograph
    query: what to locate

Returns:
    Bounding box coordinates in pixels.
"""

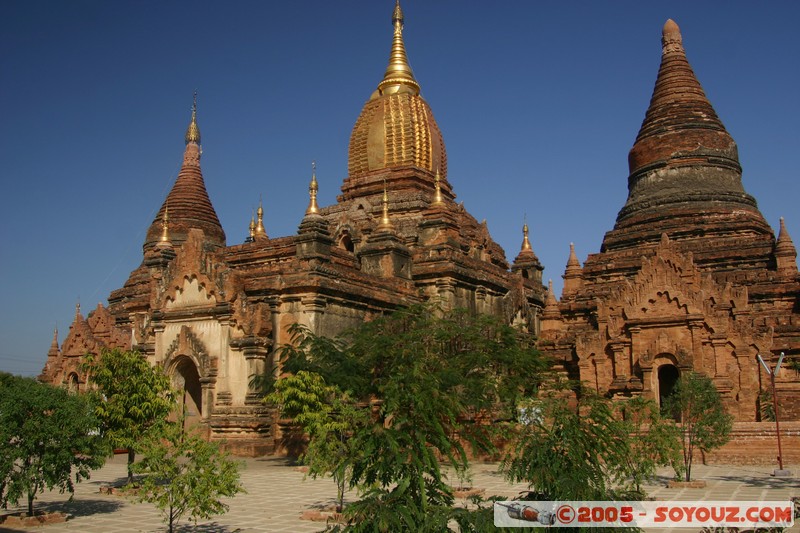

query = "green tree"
[618,397,683,493]
[266,370,369,513]
[278,304,548,531]
[81,348,175,483]
[662,372,733,481]
[0,373,109,515]
[503,389,635,502]
[131,421,244,533]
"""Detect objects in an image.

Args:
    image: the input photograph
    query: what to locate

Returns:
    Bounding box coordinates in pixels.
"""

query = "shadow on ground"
[38,498,125,518]
[174,522,243,532]
[712,475,796,489]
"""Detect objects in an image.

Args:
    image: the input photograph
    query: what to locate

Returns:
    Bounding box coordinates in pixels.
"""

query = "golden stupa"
[347,0,447,181]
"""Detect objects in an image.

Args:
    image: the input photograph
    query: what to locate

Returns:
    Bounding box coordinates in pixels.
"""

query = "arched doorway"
[658,364,680,420]
[172,356,202,428]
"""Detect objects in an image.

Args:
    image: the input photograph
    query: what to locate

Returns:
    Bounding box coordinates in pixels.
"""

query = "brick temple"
[41,6,799,457]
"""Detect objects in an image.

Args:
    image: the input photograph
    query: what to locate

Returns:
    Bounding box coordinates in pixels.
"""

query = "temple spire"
[185,90,201,145]
[775,217,798,276]
[144,92,225,250]
[566,242,580,269]
[378,180,393,230]
[521,221,533,252]
[255,196,268,239]
[306,161,320,216]
[628,19,733,177]
[48,327,60,358]
[377,0,420,96]
[562,242,583,296]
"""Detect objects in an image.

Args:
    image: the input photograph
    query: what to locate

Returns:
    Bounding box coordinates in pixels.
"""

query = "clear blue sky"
[1,1,798,377]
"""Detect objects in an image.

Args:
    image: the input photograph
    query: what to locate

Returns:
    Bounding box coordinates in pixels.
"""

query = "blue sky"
[1,1,798,377]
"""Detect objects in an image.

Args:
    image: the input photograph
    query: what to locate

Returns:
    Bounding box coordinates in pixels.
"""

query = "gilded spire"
[185,90,201,145]
[379,180,393,230]
[521,221,533,252]
[432,169,444,206]
[157,205,172,248]
[255,196,267,239]
[306,161,319,216]
[377,0,420,96]
[245,212,256,243]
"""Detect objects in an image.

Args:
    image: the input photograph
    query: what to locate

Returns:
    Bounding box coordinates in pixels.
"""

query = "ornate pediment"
[60,316,96,357]
[597,235,749,330]
[155,229,235,310]
[165,276,216,309]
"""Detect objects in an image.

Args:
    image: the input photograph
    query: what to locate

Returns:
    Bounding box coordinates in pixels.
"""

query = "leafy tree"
[0,373,109,515]
[131,420,244,533]
[81,348,175,483]
[277,304,548,531]
[265,370,369,513]
[617,397,683,493]
[662,372,733,481]
[503,389,635,502]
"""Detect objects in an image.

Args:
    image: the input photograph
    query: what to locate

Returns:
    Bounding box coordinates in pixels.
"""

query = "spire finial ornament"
[245,211,256,243]
[377,0,420,96]
[255,196,267,238]
[48,327,60,357]
[662,19,684,55]
[157,205,172,248]
[75,300,81,319]
[567,242,580,268]
[379,179,393,230]
[306,161,320,215]
[432,168,444,205]
[185,90,201,145]
[521,219,532,252]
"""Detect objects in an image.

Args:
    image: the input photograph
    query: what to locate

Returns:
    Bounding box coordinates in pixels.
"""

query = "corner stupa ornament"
[157,205,173,249]
[306,161,319,216]
[378,180,393,230]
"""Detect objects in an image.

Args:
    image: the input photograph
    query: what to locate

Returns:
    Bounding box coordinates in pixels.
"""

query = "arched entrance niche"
[66,372,80,392]
[340,232,354,253]
[171,355,203,428]
[657,362,680,420]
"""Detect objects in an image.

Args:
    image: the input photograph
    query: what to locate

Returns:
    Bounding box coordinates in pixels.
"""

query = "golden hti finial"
[306,161,319,216]
[157,205,173,248]
[432,168,444,205]
[377,0,420,96]
[75,300,81,319]
[521,218,532,252]
[255,196,267,238]
[379,179,393,230]
[246,211,256,243]
[185,90,201,145]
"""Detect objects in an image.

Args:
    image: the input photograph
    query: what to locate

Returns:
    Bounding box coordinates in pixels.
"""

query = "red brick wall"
[703,421,800,466]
